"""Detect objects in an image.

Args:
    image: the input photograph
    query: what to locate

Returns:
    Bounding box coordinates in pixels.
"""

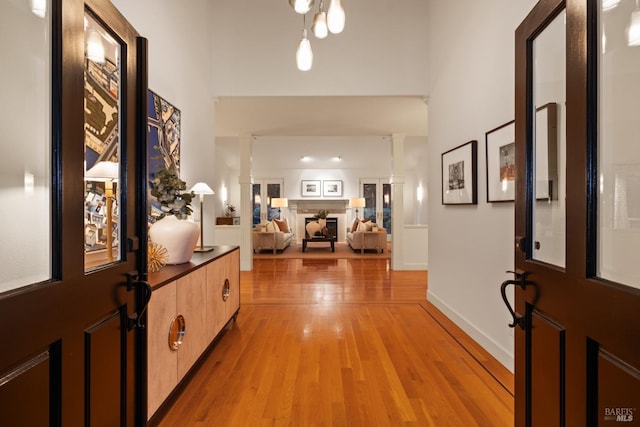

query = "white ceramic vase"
[149,215,200,264]
[306,220,321,237]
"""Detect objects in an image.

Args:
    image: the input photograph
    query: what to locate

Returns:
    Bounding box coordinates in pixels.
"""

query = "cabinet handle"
[222,278,230,302]
[168,315,186,351]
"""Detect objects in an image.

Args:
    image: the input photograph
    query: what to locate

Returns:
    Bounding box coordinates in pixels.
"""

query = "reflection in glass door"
[84,11,122,271]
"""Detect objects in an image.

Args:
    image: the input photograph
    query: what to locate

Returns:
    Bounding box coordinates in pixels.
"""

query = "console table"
[302,236,336,252]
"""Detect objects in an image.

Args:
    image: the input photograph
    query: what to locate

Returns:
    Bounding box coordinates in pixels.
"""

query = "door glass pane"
[598,0,640,288]
[382,183,392,233]
[252,183,261,227]
[362,183,377,222]
[84,11,122,271]
[266,183,281,221]
[0,0,51,293]
[531,11,566,268]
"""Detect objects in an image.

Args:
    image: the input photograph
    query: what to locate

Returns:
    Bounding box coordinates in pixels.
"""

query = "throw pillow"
[265,221,277,232]
[358,220,371,231]
[274,218,289,233]
[351,218,359,233]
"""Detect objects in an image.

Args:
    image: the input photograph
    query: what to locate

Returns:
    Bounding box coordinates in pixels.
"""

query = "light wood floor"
[155,258,514,426]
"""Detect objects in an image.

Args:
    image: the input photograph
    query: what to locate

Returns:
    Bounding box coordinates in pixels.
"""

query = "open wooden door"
[0,0,148,425]
[509,0,640,425]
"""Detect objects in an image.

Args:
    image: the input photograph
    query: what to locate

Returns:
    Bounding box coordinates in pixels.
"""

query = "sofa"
[253,218,294,254]
[346,220,387,253]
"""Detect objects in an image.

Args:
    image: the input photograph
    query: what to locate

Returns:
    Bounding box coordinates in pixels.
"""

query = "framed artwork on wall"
[322,180,343,197]
[441,140,478,205]
[147,89,181,221]
[486,120,515,202]
[301,180,321,197]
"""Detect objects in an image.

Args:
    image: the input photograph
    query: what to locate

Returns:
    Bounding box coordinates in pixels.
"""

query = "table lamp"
[349,197,365,220]
[271,197,288,220]
[189,182,215,252]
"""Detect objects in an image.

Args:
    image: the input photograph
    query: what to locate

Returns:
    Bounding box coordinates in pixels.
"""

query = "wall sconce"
[220,185,228,205]
[189,182,215,252]
[416,185,424,202]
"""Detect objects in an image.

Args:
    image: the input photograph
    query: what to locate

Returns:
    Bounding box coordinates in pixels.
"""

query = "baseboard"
[427,290,514,371]
[391,262,428,271]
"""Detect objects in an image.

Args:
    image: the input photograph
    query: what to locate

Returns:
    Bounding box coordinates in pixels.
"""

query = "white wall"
[111,0,218,246]
[210,0,429,96]
[427,0,536,370]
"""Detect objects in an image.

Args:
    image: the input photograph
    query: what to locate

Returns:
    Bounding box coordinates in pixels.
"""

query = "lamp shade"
[349,197,365,208]
[85,161,119,181]
[271,198,289,208]
[189,182,214,195]
[86,29,106,64]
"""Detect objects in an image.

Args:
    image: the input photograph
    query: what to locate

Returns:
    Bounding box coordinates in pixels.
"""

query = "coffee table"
[302,236,336,252]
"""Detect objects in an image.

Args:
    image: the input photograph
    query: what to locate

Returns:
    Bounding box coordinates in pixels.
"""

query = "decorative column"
[391,133,405,270]
[238,135,253,271]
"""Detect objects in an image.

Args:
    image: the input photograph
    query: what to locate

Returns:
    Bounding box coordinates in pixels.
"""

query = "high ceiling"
[214,96,429,137]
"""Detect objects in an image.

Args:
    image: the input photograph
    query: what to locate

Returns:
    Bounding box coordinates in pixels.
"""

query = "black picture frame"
[441,140,478,205]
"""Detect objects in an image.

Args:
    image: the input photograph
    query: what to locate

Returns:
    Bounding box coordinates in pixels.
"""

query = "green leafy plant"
[150,167,194,219]
[315,209,329,219]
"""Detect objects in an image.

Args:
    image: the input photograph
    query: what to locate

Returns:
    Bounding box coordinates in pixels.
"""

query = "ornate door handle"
[500,270,531,330]
[126,272,152,330]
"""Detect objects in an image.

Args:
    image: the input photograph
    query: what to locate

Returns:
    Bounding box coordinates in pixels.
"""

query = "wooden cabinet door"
[206,259,228,341]
[147,282,178,418]
[177,268,207,380]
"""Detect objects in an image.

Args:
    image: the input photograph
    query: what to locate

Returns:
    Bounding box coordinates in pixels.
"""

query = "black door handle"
[126,272,152,330]
[500,270,531,330]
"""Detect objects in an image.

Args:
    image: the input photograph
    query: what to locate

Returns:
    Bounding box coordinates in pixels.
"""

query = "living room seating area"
[252,218,294,253]
[346,219,387,253]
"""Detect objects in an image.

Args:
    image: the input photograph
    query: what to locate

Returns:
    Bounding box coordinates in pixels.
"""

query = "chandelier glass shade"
[296,28,313,71]
[289,0,315,14]
[327,0,345,34]
[312,9,328,39]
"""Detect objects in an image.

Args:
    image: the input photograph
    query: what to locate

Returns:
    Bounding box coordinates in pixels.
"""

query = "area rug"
[252,242,391,260]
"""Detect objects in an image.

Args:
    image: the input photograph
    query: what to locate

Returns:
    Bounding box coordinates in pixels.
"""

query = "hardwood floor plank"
[154,259,513,427]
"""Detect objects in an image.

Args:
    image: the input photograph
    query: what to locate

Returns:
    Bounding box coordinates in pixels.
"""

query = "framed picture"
[535,102,558,200]
[322,180,343,197]
[441,140,478,205]
[486,120,515,202]
[301,180,321,197]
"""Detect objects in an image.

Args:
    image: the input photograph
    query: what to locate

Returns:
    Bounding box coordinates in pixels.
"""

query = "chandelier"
[289,0,346,71]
